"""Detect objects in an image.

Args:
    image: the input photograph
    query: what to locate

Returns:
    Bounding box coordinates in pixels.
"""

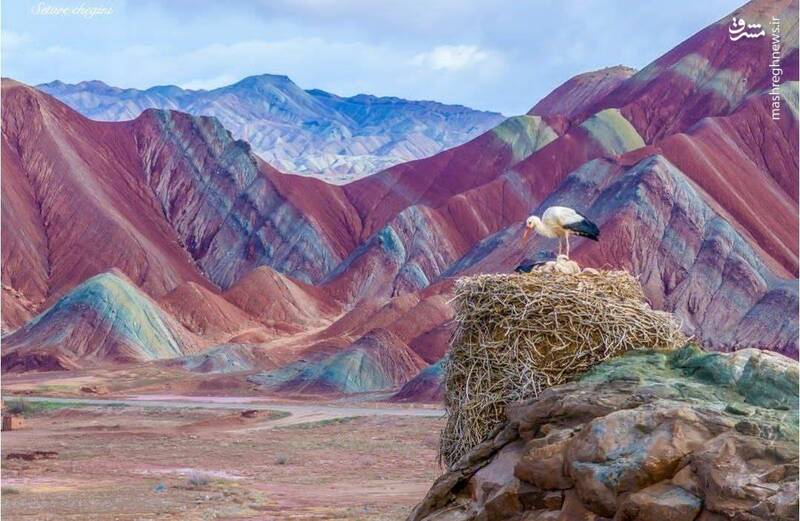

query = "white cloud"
[2,30,31,52]
[2,0,746,114]
[410,45,496,71]
[181,73,239,90]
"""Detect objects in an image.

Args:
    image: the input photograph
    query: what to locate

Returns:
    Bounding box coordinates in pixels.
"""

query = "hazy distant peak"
[37,73,505,182]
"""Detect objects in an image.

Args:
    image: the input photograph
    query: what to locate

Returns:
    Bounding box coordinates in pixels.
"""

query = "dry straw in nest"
[440,269,687,468]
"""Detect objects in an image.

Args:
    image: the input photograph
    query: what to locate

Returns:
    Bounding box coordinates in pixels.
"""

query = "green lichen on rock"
[581,345,799,443]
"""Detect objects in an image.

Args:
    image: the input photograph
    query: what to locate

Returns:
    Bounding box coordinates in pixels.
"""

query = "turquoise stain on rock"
[491,115,558,164]
[14,272,184,361]
[249,328,422,394]
[729,351,797,410]
[419,357,446,379]
[579,109,645,156]
[249,347,395,393]
[565,346,799,512]
[400,262,430,289]
[178,344,255,373]
[668,345,748,385]
[377,226,406,263]
[581,346,799,442]
[621,53,751,108]
[669,53,749,106]
[146,110,338,289]
[315,348,394,393]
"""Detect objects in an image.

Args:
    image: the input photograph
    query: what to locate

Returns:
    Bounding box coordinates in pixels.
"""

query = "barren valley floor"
[1,398,444,520]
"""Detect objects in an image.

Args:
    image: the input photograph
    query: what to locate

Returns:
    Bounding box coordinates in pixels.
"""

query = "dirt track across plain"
[19,395,445,428]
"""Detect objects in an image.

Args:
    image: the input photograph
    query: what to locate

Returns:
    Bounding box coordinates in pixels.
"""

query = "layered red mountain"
[2,0,797,399]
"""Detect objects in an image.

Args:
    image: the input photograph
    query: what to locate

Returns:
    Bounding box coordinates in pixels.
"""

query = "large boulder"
[409,347,798,521]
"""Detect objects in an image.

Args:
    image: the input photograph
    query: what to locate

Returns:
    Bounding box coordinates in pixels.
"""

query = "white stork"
[522,206,600,258]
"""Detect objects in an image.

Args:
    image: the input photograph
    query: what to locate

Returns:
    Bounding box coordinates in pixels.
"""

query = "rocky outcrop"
[37,75,504,182]
[409,346,799,520]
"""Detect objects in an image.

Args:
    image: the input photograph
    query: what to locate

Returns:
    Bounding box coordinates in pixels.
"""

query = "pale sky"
[3,0,743,114]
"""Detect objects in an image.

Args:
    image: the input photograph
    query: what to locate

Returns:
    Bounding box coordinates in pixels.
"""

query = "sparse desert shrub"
[3,399,85,416]
[275,454,288,465]
[186,471,211,488]
[5,399,34,416]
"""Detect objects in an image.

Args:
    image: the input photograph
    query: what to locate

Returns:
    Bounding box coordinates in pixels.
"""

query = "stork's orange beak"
[522,227,530,242]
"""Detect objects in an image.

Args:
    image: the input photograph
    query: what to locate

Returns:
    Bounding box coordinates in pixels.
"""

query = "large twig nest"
[440,267,687,468]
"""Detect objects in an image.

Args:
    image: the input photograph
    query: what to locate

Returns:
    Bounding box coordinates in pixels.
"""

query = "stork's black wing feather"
[515,262,536,274]
[562,213,600,241]
[515,251,556,273]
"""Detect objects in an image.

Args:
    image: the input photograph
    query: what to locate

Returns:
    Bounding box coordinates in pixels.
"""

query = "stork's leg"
[566,234,570,258]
